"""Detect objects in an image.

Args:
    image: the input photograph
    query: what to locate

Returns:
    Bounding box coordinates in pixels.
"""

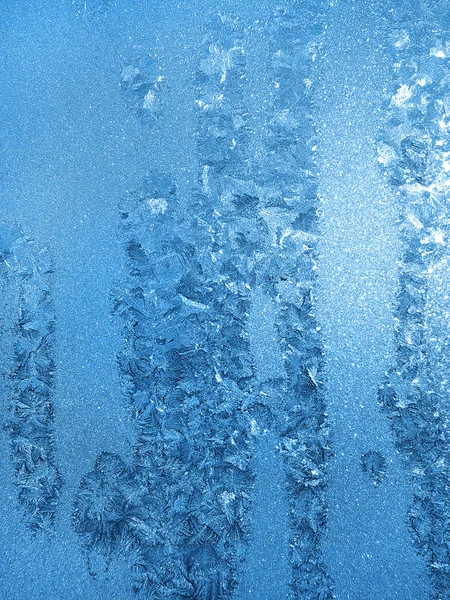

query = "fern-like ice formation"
[246,3,334,598]
[74,18,256,599]
[378,4,450,596]
[0,223,61,533]
[73,5,334,598]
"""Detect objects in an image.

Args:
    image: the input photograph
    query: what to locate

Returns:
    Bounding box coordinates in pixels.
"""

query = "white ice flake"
[121,65,140,83]
[199,44,244,84]
[377,142,397,165]
[433,231,446,245]
[220,491,236,505]
[146,197,168,215]
[279,228,316,247]
[202,165,210,193]
[421,230,446,246]
[142,89,157,110]
[179,295,209,309]
[391,84,412,107]
[406,214,424,230]
[394,32,410,48]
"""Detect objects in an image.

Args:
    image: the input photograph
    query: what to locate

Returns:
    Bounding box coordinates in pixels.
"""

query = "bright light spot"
[434,231,445,244]
[431,48,446,58]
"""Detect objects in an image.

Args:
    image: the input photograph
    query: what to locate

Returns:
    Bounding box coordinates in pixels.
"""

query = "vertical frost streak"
[73,17,256,599]
[260,4,334,598]
[1,224,62,533]
[378,3,450,596]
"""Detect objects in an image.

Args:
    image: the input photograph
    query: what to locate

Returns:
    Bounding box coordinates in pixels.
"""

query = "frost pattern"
[73,19,256,599]
[72,7,333,598]
[378,5,450,596]
[194,7,334,596]
[360,451,387,486]
[120,57,164,125]
[195,5,333,597]
[67,0,110,18]
[250,4,334,598]
[1,224,62,533]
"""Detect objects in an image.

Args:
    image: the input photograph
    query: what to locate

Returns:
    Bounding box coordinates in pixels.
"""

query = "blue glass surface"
[0,1,449,598]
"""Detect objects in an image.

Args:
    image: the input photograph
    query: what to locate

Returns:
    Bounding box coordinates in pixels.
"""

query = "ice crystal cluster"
[72,5,334,599]
[0,224,61,533]
[249,5,333,599]
[360,451,387,486]
[378,4,450,597]
[120,57,164,125]
[74,21,256,599]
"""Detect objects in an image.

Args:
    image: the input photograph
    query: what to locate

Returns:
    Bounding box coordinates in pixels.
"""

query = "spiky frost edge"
[73,17,256,599]
[1,225,62,533]
[377,6,450,596]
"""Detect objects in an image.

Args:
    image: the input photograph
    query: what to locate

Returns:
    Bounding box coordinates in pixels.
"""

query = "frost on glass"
[67,0,110,18]
[71,5,335,598]
[73,20,256,599]
[0,223,61,533]
[120,56,164,125]
[247,4,333,599]
[378,5,450,597]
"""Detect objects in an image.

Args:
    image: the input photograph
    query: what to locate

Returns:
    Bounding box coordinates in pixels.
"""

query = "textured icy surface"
[376,1,450,597]
[2,0,450,599]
